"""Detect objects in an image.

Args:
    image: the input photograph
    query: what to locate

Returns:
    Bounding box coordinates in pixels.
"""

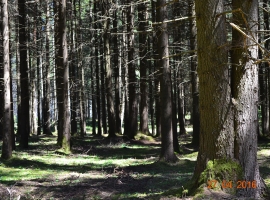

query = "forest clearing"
[0,131,270,199]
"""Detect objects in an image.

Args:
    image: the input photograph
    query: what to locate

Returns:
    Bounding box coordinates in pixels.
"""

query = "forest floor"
[0,131,269,200]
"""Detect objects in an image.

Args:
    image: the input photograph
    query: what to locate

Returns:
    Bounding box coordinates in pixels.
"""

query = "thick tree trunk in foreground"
[193,0,234,185]
[157,0,178,162]
[1,0,12,159]
[231,0,266,197]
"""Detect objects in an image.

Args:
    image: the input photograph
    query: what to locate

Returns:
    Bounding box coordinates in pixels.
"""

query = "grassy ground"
[0,132,269,200]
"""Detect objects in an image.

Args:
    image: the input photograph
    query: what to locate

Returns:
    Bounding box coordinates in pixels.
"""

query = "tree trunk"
[36,2,42,136]
[18,0,30,148]
[151,0,161,137]
[113,1,121,134]
[139,2,149,134]
[193,0,234,184]
[177,80,186,135]
[58,0,71,152]
[262,0,270,136]
[189,0,200,145]
[127,2,138,139]
[231,0,266,197]
[43,0,52,135]
[1,0,12,159]
[103,0,116,138]
[76,0,86,137]
[94,1,102,136]
[157,0,177,162]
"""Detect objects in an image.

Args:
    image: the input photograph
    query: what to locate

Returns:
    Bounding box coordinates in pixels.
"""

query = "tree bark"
[94,1,102,136]
[139,2,149,134]
[193,0,234,183]
[231,0,266,197]
[189,0,200,145]
[77,0,86,137]
[43,0,52,135]
[157,0,178,162]
[58,0,71,152]
[103,0,116,137]
[113,1,121,134]
[18,0,30,148]
[1,0,12,159]
[127,2,138,139]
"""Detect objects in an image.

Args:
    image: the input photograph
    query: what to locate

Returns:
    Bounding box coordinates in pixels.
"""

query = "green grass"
[0,133,269,199]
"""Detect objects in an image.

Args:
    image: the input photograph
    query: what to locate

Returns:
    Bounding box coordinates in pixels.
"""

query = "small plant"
[182,186,188,198]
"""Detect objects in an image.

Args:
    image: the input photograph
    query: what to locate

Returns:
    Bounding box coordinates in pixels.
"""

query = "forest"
[0,0,270,199]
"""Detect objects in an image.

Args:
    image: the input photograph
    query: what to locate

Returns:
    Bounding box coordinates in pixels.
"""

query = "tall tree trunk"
[94,1,102,136]
[43,0,52,135]
[139,2,149,134]
[193,0,234,183]
[189,0,200,145]
[177,79,186,135]
[77,0,86,137]
[54,0,64,145]
[231,0,266,197]
[1,0,12,159]
[103,0,116,137]
[36,1,41,136]
[157,0,177,162]
[58,0,71,152]
[113,1,121,134]
[151,0,161,137]
[70,0,77,135]
[0,6,3,141]
[262,0,270,136]
[18,0,30,148]
[127,2,138,139]
[100,46,107,134]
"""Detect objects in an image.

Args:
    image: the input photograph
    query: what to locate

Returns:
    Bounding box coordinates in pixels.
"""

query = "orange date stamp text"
[207,180,257,189]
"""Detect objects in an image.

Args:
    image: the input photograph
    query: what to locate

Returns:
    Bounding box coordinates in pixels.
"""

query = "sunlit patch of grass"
[257,149,270,157]
[135,132,155,141]
[112,192,148,199]
[0,164,54,182]
[180,151,198,161]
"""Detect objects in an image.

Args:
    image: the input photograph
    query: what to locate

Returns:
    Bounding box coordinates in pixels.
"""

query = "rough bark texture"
[77,1,86,137]
[262,0,270,136]
[70,0,78,135]
[127,3,138,139]
[54,0,64,145]
[193,0,234,181]
[139,2,149,134]
[189,0,200,145]
[94,1,102,136]
[43,0,52,135]
[1,0,12,159]
[151,0,161,137]
[157,0,178,162]
[0,6,3,141]
[18,0,30,148]
[231,0,266,197]
[103,0,116,138]
[59,0,71,152]
[113,2,121,134]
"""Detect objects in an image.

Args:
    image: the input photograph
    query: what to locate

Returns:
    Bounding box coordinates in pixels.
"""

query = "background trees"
[0,0,269,197]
